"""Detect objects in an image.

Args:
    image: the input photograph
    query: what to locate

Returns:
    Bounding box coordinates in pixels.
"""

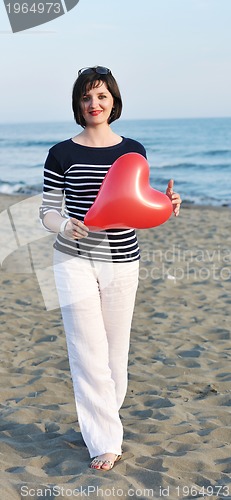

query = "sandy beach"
[0,193,231,500]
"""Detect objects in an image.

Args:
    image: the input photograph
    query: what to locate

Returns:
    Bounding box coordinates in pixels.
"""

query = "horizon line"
[0,116,231,126]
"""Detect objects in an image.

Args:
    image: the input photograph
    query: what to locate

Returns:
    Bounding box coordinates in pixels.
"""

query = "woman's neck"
[72,125,122,148]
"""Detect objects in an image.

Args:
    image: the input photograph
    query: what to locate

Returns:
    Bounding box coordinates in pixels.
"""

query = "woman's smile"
[89,110,102,116]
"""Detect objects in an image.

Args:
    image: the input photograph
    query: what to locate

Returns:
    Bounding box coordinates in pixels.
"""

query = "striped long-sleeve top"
[39,137,147,262]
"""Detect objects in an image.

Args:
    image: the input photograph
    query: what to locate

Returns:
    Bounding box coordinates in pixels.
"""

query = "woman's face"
[80,81,114,127]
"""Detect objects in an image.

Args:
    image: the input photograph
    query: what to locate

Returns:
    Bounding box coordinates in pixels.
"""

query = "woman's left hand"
[166,179,182,217]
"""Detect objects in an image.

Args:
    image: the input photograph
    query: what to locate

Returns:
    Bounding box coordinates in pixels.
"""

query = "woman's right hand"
[64,218,89,239]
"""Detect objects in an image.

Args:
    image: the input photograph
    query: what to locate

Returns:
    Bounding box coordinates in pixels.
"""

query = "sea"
[0,117,231,206]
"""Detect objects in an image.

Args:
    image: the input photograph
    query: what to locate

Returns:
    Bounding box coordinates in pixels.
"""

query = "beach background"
[0,119,231,499]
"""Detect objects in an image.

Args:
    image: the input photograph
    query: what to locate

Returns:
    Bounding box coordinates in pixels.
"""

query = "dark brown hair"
[72,70,122,127]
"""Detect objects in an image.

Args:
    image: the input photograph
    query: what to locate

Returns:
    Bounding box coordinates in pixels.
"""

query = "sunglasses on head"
[78,66,111,76]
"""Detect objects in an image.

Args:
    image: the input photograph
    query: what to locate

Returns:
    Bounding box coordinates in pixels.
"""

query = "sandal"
[90,454,122,471]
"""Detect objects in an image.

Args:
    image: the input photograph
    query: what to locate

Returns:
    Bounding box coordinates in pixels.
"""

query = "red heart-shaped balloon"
[84,152,173,230]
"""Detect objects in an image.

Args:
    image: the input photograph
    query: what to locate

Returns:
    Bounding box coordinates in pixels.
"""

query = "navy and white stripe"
[40,137,147,262]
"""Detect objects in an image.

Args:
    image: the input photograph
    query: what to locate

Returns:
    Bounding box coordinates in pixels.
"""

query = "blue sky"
[1,0,231,122]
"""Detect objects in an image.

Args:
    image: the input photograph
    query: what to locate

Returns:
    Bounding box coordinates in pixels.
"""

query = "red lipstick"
[90,110,102,116]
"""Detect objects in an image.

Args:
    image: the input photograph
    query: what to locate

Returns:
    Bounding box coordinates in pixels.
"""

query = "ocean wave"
[0,180,42,195]
[154,162,197,169]
[190,149,231,158]
[152,162,231,170]
[0,139,55,148]
[0,182,25,195]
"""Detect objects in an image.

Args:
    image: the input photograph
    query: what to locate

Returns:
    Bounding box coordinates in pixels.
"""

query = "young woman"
[40,66,181,471]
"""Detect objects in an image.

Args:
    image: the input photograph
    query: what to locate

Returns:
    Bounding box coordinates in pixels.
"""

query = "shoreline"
[0,191,230,210]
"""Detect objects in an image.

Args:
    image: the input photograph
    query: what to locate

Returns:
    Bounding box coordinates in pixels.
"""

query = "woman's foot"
[90,453,122,471]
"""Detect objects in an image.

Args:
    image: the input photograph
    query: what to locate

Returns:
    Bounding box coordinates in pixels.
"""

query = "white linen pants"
[53,250,139,458]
